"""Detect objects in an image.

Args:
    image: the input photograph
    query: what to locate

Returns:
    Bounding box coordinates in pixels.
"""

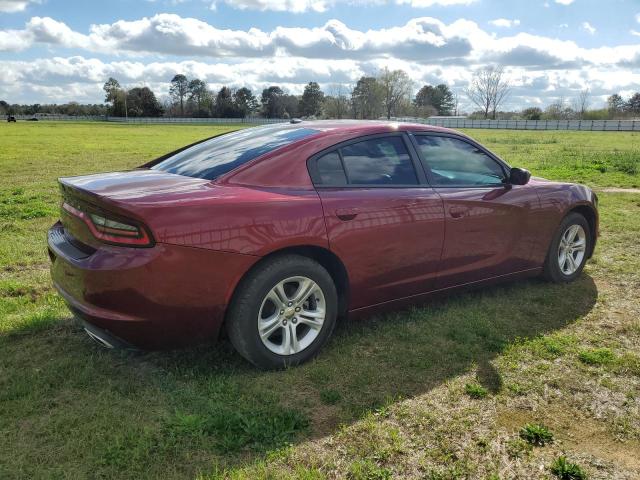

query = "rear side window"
[314,136,418,186]
[317,152,348,185]
[151,125,320,180]
[341,137,417,185]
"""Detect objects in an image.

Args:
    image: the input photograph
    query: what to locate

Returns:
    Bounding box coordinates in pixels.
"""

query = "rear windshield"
[151,125,320,180]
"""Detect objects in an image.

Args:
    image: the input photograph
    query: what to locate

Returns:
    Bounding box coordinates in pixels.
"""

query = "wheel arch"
[222,245,350,336]
[566,203,597,258]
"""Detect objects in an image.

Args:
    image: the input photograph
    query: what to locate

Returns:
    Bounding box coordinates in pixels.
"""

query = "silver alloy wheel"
[558,224,587,275]
[257,276,326,356]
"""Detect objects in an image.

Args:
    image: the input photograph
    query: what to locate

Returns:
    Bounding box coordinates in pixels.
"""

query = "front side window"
[339,137,418,185]
[415,136,506,186]
[152,125,320,180]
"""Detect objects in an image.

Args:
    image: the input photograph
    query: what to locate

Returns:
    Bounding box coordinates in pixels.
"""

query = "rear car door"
[308,133,445,309]
[411,133,540,289]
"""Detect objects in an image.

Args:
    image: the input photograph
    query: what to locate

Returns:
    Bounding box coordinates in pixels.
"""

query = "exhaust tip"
[81,320,138,350]
[84,328,115,349]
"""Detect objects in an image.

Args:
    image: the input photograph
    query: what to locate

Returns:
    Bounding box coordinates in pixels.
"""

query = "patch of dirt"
[308,403,342,437]
[497,405,640,473]
[598,188,640,194]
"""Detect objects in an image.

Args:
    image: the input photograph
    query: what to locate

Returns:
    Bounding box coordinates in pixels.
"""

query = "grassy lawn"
[1,122,639,479]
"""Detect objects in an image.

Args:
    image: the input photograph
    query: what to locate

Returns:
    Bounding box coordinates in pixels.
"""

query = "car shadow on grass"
[0,274,598,478]
[146,275,598,465]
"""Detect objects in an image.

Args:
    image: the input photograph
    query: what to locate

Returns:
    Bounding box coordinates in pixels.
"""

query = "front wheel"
[543,212,591,283]
[226,254,338,369]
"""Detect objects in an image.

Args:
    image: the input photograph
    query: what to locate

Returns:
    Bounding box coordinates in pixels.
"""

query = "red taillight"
[62,202,153,247]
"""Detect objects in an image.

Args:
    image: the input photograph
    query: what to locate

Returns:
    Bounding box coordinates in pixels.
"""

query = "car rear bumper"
[48,222,258,349]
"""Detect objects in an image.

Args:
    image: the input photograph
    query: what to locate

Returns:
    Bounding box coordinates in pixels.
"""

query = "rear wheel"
[543,212,591,283]
[226,254,338,369]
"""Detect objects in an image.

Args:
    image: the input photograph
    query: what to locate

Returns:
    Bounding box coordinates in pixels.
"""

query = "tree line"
[2,66,640,120]
[95,68,460,120]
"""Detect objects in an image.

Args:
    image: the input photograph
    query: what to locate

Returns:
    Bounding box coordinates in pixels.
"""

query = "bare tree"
[378,67,413,119]
[465,66,510,119]
[575,88,590,119]
[324,84,350,119]
[546,96,572,120]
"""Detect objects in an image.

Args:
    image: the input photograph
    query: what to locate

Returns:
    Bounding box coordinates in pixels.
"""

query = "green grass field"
[1,122,639,479]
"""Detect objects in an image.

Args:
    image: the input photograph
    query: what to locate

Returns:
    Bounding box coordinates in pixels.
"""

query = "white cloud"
[2,13,640,106]
[631,30,640,37]
[0,14,476,61]
[582,21,596,35]
[212,0,333,13]
[0,0,39,12]
[554,0,574,5]
[207,0,475,12]
[3,55,639,111]
[489,18,521,28]
[394,0,476,6]
[5,13,638,69]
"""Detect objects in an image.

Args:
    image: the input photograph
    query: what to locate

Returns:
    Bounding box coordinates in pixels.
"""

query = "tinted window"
[415,136,506,186]
[317,151,347,185]
[152,125,320,180]
[339,137,418,185]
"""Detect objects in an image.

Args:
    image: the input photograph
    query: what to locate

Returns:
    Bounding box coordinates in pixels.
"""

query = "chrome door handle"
[449,206,467,219]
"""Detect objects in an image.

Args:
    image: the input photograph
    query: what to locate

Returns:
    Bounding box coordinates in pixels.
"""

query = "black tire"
[226,254,338,369]
[543,212,591,283]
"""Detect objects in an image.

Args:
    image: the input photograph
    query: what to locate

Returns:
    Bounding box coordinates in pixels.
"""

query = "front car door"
[410,133,541,289]
[308,133,445,310]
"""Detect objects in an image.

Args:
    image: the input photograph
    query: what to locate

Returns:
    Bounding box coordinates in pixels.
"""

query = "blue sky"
[1,0,639,109]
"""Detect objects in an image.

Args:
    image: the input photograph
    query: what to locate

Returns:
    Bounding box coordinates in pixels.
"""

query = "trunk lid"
[59,170,212,204]
[58,170,213,248]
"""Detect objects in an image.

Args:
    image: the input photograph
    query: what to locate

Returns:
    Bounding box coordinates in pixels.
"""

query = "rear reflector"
[62,202,153,247]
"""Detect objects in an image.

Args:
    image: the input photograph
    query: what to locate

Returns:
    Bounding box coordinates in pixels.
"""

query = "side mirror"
[509,167,531,185]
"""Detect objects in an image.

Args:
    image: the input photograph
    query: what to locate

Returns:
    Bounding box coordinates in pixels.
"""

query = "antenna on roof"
[289,118,303,124]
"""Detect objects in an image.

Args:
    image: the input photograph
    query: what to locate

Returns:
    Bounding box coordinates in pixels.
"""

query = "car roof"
[278,119,457,136]
[220,120,468,189]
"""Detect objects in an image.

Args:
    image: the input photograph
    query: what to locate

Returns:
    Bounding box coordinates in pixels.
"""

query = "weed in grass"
[506,383,527,396]
[464,383,489,399]
[506,438,532,459]
[529,334,577,359]
[615,353,640,376]
[347,459,392,480]
[550,456,587,480]
[612,153,639,175]
[164,404,309,453]
[424,462,472,480]
[320,389,341,405]
[578,347,616,366]
[519,423,554,446]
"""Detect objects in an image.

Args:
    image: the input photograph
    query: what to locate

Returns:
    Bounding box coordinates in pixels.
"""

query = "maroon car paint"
[317,187,445,309]
[50,221,258,348]
[48,121,598,349]
[433,183,541,288]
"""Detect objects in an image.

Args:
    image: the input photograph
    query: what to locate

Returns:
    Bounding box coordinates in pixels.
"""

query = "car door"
[308,133,445,309]
[411,133,540,289]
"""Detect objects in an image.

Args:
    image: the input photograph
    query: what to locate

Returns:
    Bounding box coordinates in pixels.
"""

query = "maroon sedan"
[48,121,598,368]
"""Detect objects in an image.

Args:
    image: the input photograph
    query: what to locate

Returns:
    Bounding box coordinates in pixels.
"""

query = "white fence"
[9,114,640,131]
[11,114,286,124]
[412,118,640,131]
